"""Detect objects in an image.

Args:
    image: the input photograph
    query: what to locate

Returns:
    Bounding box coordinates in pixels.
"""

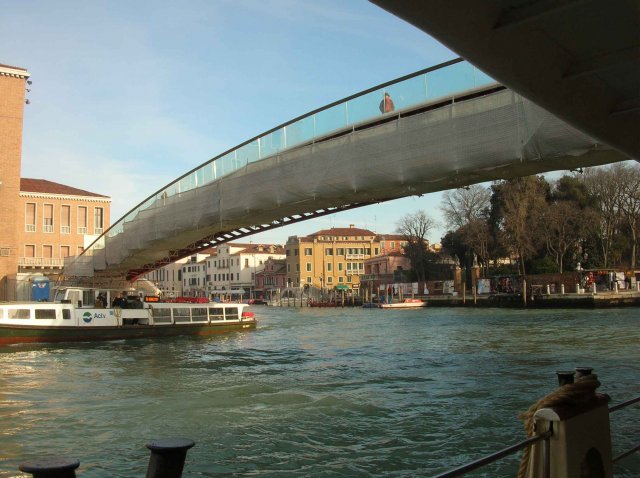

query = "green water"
[1,307,638,477]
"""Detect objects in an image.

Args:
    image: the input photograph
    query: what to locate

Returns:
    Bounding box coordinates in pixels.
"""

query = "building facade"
[18,178,111,272]
[0,63,30,300]
[207,243,285,298]
[284,226,380,294]
[254,258,287,299]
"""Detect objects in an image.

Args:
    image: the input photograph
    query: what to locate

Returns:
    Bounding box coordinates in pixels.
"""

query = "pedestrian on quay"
[379,92,395,113]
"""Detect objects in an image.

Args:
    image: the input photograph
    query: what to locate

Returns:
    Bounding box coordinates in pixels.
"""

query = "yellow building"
[285,226,380,293]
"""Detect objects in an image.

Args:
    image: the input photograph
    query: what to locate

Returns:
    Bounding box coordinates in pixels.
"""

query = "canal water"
[1,307,638,477]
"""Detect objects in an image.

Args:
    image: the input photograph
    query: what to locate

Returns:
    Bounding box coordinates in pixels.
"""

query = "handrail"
[82,57,497,255]
[432,430,552,478]
[609,395,640,465]
[433,395,640,477]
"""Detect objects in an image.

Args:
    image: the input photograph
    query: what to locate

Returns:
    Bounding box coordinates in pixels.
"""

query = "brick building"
[0,64,30,300]
[0,63,112,299]
[18,178,111,274]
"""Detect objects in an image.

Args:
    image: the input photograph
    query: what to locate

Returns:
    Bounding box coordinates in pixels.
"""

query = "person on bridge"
[379,92,395,114]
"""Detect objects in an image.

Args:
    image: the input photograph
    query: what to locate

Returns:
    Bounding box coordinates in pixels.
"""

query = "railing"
[19,257,65,267]
[432,395,640,477]
[85,58,496,254]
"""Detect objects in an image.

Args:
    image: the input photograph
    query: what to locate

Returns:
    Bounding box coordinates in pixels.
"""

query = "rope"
[517,374,601,478]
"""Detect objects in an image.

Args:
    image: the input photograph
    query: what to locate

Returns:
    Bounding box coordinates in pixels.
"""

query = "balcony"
[25,224,36,232]
[19,257,65,268]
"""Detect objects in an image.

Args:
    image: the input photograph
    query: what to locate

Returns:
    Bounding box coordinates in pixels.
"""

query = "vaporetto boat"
[0,287,255,345]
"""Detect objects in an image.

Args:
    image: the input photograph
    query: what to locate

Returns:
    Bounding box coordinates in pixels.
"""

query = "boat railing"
[432,394,640,477]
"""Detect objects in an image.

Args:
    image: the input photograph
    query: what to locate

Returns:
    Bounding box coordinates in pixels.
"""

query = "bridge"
[66,58,628,282]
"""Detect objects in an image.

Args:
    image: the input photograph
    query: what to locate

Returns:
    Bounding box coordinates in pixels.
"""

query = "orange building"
[18,178,111,275]
[285,226,380,293]
[0,62,111,299]
[0,63,30,300]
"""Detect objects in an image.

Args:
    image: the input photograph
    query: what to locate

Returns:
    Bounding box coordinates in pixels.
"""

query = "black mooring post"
[145,438,195,478]
[575,366,593,379]
[19,457,80,478]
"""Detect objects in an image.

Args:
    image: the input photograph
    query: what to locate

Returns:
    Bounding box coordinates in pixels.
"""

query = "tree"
[583,164,625,267]
[609,163,640,268]
[396,211,436,283]
[500,176,549,274]
[441,185,491,230]
[542,200,598,273]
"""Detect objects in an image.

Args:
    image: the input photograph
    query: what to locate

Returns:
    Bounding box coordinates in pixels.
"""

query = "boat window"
[62,309,71,320]
[209,307,224,320]
[8,309,30,319]
[192,307,208,322]
[174,307,191,323]
[224,307,239,320]
[35,309,57,319]
[151,307,172,324]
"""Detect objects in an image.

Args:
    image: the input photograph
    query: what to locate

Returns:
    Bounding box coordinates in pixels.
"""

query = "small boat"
[0,287,255,345]
[379,298,427,309]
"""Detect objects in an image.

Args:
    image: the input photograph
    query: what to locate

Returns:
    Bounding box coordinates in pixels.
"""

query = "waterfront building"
[207,243,285,299]
[142,256,190,298]
[0,63,30,300]
[180,252,213,297]
[18,178,110,275]
[254,258,287,300]
[284,226,380,294]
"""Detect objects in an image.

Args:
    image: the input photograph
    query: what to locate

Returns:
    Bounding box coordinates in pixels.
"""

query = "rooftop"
[20,178,110,199]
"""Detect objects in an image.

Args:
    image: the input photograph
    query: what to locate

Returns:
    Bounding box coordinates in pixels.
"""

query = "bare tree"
[396,211,436,283]
[441,185,491,230]
[583,165,625,267]
[501,176,548,274]
[616,163,640,267]
[542,201,598,273]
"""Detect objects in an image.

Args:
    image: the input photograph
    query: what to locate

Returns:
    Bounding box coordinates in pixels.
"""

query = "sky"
[2,0,460,244]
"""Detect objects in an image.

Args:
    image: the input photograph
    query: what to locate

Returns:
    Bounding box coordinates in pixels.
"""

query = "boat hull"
[0,321,256,345]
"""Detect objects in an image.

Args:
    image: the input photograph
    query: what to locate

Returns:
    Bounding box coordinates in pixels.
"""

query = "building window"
[325,248,333,256]
[306,277,312,284]
[338,263,343,271]
[306,263,311,272]
[43,204,54,233]
[296,264,300,272]
[287,264,290,272]
[77,246,84,255]
[286,250,290,256]
[338,276,344,283]
[374,247,379,255]
[347,276,352,283]
[327,277,333,284]
[245,258,249,267]
[25,203,36,232]
[25,245,35,257]
[336,248,344,255]
[304,248,312,256]
[60,246,71,258]
[294,249,298,256]
[78,206,87,234]
[60,205,71,234]
[94,207,104,234]
[327,263,332,271]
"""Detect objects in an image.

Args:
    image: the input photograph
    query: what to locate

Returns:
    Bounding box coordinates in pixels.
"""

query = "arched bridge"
[67,59,628,281]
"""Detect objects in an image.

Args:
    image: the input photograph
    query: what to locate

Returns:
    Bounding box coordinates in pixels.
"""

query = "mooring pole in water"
[19,457,80,478]
[145,438,195,478]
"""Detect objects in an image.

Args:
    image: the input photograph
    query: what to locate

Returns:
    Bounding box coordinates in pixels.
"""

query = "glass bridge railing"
[100,58,496,245]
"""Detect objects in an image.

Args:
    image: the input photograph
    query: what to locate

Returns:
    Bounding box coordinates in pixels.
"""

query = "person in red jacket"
[379,92,395,113]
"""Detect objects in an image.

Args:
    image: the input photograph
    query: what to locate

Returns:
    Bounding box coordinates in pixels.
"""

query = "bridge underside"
[370,0,640,160]
[68,87,627,281]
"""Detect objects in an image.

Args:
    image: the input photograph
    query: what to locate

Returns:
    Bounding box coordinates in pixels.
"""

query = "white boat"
[379,298,427,309]
[0,287,255,345]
